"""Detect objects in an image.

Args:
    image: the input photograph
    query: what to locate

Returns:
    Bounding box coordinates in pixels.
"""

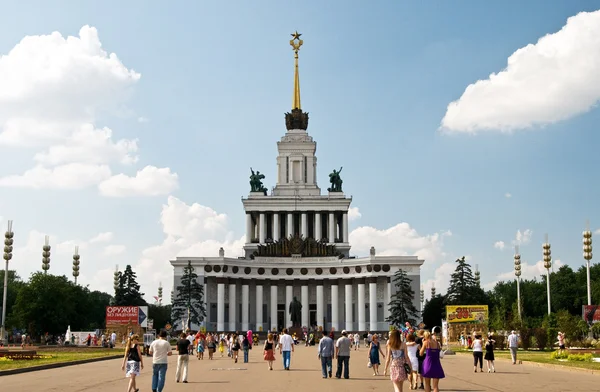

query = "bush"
[567,353,593,362]
[550,350,568,360]
[493,335,505,350]
[546,327,558,349]
[520,328,533,350]
[533,328,548,350]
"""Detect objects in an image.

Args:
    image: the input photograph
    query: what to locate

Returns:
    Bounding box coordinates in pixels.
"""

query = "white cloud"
[349,223,451,262]
[422,262,455,301]
[513,229,532,246]
[494,241,505,250]
[98,166,179,197]
[496,259,564,282]
[348,207,362,221]
[594,229,600,235]
[137,117,149,123]
[89,232,113,243]
[0,25,140,146]
[0,163,111,189]
[505,193,512,198]
[440,10,600,133]
[104,244,126,256]
[34,124,138,166]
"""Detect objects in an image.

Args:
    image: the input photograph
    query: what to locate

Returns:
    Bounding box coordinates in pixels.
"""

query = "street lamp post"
[420,285,424,312]
[543,235,552,315]
[42,236,51,273]
[583,228,593,306]
[1,220,14,345]
[72,246,80,284]
[514,246,522,320]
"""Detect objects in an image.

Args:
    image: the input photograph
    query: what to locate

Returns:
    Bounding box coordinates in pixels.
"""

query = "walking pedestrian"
[121,334,143,392]
[353,333,360,350]
[175,332,190,383]
[406,333,419,389]
[263,333,276,370]
[149,330,172,392]
[508,330,519,365]
[485,333,495,373]
[368,334,385,376]
[317,330,334,378]
[419,331,444,392]
[383,329,411,392]
[472,334,483,373]
[279,328,294,370]
[242,334,250,363]
[335,330,351,379]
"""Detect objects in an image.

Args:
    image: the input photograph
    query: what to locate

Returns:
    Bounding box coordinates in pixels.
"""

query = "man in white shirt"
[149,330,173,392]
[335,330,352,379]
[508,330,519,364]
[279,328,295,370]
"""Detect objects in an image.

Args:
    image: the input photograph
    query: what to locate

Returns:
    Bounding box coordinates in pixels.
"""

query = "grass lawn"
[0,350,123,371]
[454,349,600,371]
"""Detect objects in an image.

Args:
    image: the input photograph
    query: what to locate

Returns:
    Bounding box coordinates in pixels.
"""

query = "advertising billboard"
[583,305,600,324]
[446,305,489,324]
[106,306,148,327]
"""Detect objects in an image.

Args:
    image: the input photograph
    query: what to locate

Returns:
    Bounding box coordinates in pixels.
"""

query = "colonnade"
[245,211,349,243]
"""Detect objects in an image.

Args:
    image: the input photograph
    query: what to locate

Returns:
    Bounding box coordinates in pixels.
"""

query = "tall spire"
[285,32,309,131]
[290,31,303,110]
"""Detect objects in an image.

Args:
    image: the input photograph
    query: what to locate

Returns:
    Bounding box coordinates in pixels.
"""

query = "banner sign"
[583,305,600,324]
[106,306,140,325]
[446,305,489,324]
[139,306,148,328]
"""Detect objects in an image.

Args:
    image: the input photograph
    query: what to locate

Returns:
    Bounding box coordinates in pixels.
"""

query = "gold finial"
[290,31,303,110]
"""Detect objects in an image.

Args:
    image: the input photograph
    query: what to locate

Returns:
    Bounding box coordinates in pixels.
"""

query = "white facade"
[170,50,424,332]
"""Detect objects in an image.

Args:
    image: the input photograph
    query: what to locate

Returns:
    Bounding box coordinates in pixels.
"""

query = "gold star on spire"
[289,32,303,110]
[291,31,302,40]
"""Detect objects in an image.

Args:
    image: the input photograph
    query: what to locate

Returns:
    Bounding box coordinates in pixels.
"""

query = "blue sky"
[0,0,599,300]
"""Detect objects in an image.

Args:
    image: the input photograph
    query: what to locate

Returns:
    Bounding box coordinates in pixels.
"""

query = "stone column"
[358,280,366,331]
[287,213,293,237]
[345,280,353,332]
[270,284,278,331]
[331,281,339,331]
[342,212,349,243]
[286,285,293,328]
[369,279,378,331]
[301,284,309,328]
[301,213,308,238]
[241,281,249,331]
[316,282,324,328]
[328,212,336,243]
[273,213,280,242]
[256,283,263,332]
[315,212,322,241]
[229,283,236,331]
[384,278,391,322]
[246,213,253,243]
[217,280,225,331]
[259,213,266,243]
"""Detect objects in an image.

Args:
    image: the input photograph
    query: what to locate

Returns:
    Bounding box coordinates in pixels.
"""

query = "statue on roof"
[250,168,268,195]
[327,167,343,192]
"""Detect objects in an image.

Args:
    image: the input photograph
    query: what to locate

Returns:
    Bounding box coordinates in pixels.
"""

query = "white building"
[171,33,423,333]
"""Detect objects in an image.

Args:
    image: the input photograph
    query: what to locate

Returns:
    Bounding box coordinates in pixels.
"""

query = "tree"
[422,294,446,331]
[114,265,147,306]
[446,256,478,305]
[172,261,206,329]
[386,269,419,326]
[0,270,24,329]
[148,304,172,330]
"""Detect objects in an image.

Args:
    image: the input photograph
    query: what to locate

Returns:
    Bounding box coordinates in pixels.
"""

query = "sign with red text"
[446,305,488,324]
[106,306,140,325]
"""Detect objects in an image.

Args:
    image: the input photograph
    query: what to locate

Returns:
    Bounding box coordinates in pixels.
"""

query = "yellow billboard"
[446,305,488,324]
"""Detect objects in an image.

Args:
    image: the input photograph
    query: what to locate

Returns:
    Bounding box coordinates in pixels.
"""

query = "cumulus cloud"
[0,163,111,189]
[513,229,533,245]
[505,193,512,198]
[494,241,505,250]
[422,262,455,301]
[89,232,114,243]
[595,229,600,235]
[98,166,179,197]
[104,244,126,256]
[496,259,564,282]
[441,10,600,133]
[348,207,362,221]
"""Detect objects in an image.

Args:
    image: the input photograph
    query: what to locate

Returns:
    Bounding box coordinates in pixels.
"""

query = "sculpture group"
[327,167,343,192]
[249,168,268,195]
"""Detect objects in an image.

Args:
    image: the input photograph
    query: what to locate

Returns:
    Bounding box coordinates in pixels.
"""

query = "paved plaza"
[1,346,596,391]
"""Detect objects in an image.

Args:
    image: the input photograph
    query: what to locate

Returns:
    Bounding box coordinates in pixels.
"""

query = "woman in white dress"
[406,334,420,390]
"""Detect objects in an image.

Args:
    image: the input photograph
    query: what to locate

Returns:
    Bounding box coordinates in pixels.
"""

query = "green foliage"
[114,265,146,306]
[533,328,548,350]
[567,353,593,362]
[148,304,172,331]
[172,261,206,329]
[386,269,419,326]
[519,327,533,350]
[0,270,24,328]
[550,350,569,360]
[10,273,112,336]
[422,294,445,331]
[446,257,478,305]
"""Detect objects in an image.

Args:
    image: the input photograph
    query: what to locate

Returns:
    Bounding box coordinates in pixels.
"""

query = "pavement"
[0,344,596,391]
